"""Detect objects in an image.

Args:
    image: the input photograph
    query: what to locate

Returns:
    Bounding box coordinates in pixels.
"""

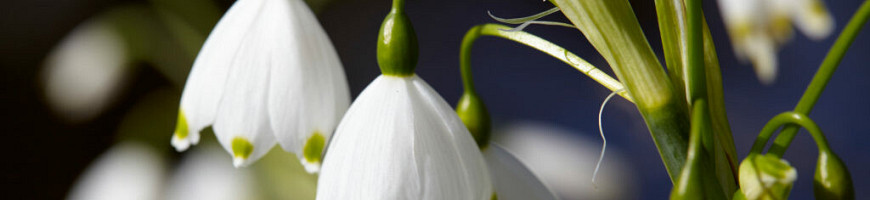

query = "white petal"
[210,21,278,167]
[317,75,492,200]
[174,0,268,151]
[790,0,834,40]
[743,33,778,84]
[42,18,128,123]
[497,122,637,199]
[67,142,165,200]
[165,145,255,200]
[265,0,350,173]
[483,143,559,200]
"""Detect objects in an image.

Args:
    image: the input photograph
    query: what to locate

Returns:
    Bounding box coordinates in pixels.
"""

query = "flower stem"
[459,23,632,102]
[752,112,831,156]
[767,0,870,157]
[686,0,706,103]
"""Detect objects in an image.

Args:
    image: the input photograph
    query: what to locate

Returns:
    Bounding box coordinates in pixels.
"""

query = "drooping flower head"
[717,0,834,83]
[315,1,492,199]
[172,0,349,170]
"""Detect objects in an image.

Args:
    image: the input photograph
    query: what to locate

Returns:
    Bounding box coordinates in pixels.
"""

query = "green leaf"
[551,0,689,182]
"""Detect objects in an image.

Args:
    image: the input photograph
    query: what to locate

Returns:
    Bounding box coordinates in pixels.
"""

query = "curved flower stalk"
[717,0,835,83]
[316,1,492,198]
[41,17,130,123]
[171,0,350,170]
[67,142,166,200]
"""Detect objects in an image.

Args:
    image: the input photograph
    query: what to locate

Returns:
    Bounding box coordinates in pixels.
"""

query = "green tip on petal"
[491,192,498,200]
[303,132,326,163]
[232,137,254,161]
[174,109,189,139]
[376,3,418,76]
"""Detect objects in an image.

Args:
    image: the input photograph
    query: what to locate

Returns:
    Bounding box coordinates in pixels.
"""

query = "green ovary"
[174,109,189,139]
[303,132,326,163]
[232,137,254,159]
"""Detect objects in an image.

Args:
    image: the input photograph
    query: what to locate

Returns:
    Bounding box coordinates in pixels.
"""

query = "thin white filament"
[487,7,561,24]
[499,20,576,32]
[592,89,623,188]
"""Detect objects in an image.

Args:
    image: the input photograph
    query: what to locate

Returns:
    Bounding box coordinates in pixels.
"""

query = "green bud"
[376,4,418,76]
[814,150,854,200]
[455,92,491,149]
[738,154,796,200]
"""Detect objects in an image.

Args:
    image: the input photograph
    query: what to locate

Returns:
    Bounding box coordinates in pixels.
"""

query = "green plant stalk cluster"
[768,0,870,157]
[551,0,690,182]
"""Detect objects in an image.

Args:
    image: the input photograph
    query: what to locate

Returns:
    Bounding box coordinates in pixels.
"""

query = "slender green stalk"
[768,0,870,156]
[752,112,831,155]
[459,23,633,102]
[686,0,705,103]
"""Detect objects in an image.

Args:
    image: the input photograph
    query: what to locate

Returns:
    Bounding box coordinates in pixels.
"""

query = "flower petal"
[790,0,834,40]
[165,145,255,200]
[483,143,558,200]
[265,0,350,173]
[317,75,492,200]
[67,142,165,200]
[174,0,267,151]
[42,18,128,123]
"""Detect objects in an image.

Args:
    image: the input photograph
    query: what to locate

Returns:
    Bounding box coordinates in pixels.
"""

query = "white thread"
[592,89,623,188]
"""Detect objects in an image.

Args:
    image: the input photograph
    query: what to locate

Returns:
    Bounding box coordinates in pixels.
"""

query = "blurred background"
[1,0,868,199]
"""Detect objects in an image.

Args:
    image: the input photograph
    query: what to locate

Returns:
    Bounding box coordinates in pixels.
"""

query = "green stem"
[768,0,870,156]
[392,0,405,12]
[752,112,831,156]
[459,23,633,102]
[686,0,706,103]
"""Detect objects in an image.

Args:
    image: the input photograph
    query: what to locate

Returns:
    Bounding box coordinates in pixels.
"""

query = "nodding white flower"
[316,75,493,200]
[717,0,834,84]
[165,145,256,200]
[171,0,350,169]
[738,154,797,200]
[497,122,637,199]
[67,142,166,200]
[482,143,559,200]
[42,18,129,123]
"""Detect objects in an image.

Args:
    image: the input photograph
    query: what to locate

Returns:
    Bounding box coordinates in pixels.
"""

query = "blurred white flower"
[717,0,834,84]
[316,75,492,200]
[483,143,559,200]
[164,145,257,200]
[172,0,349,169]
[67,142,166,200]
[495,122,636,200]
[41,18,129,123]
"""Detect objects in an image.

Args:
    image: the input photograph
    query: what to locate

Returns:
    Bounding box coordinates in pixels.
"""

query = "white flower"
[41,17,129,123]
[171,0,349,169]
[164,145,256,200]
[67,142,166,200]
[316,75,493,200]
[483,143,559,200]
[717,0,834,84]
[738,154,797,200]
[496,122,637,200]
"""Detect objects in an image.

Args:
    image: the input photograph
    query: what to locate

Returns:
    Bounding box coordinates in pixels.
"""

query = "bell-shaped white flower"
[42,17,129,123]
[316,75,493,199]
[172,0,349,169]
[165,145,256,200]
[738,154,797,200]
[717,0,834,83]
[67,142,166,200]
